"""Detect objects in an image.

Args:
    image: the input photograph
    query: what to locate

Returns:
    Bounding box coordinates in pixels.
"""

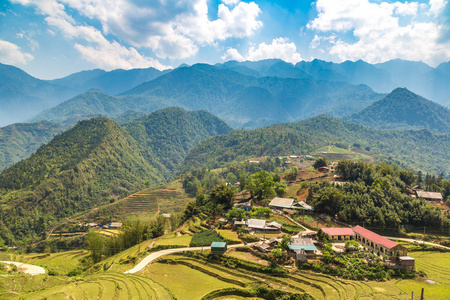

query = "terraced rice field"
[395,251,450,300]
[154,233,193,246]
[14,272,172,300]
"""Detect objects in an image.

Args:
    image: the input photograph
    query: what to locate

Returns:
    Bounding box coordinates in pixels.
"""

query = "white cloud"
[222,0,241,6]
[429,0,446,16]
[223,38,302,64]
[0,39,34,65]
[10,0,171,70]
[47,0,262,60]
[307,0,450,66]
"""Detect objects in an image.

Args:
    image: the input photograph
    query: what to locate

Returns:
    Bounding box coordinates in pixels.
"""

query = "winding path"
[124,243,250,274]
[0,261,46,275]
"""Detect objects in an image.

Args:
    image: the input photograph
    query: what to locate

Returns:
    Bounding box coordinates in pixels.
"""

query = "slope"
[29,88,126,124]
[0,63,71,126]
[0,118,164,243]
[124,107,233,172]
[0,121,67,172]
[182,115,450,176]
[345,88,450,132]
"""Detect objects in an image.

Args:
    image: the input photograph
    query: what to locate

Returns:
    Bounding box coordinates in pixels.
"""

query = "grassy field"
[311,145,374,163]
[154,233,192,246]
[217,230,240,242]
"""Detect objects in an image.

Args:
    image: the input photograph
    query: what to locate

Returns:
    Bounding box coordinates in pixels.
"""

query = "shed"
[210,242,227,254]
[415,190,443,203]
[398,256,415,271]
[269,197,295,209]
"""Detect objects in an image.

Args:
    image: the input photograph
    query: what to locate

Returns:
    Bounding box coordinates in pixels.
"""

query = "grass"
[217,230,240,242]
[141,262,238,300]
[311,145,374,163]
[154,233,192,246]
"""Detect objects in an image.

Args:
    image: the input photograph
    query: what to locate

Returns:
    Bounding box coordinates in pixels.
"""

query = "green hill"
[0,118,164,243]
[0,121,67,172]
[124,107,233,172]
[345,88,450,132]
[182,115,450,175]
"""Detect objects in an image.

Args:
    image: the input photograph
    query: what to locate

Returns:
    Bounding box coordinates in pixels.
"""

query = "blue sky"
[1,0,449,79]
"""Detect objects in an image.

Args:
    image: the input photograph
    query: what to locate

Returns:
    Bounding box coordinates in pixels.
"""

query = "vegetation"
[183,115,450,176]
[309,161,449,231]
[190,230,224,247]
[346,88,450,133]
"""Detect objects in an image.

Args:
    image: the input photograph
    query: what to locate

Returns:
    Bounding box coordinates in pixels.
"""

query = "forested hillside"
[183,115,450,175]
[124,107,233,172]
[0,121,67,171]
[345,88,450,132]
[0,118,164,243]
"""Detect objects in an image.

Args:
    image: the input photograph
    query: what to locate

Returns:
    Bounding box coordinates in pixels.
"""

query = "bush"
[190,230,223,247]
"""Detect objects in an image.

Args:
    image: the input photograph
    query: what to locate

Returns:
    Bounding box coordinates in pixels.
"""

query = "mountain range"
[30,63,383,128]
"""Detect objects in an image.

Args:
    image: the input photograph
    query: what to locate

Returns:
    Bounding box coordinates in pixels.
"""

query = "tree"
[313,157,328,169]
[226,172,237,185]
[209,183,236,209]
[86,231,104,263]
[246,171,276,201]
[279,234,293,250]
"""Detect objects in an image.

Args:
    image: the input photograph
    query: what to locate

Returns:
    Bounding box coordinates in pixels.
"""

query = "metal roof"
[352,225,398,249]
[211,242,227,248]
[288,245,318,251]
[321,227,355,236]
[269,197,295,208]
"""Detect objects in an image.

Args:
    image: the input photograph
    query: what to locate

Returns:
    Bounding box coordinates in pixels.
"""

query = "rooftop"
[416,190,443,200]
[247,218,266,229]
[211,242,227,248]
[269,197,295,208]
[352,225,398,249]
[321,227,355,237]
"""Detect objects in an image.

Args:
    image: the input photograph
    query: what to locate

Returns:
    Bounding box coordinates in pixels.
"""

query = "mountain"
[29,64,382,128]
[345,88,450,132]
[49,67,170,96]
[0,118,165,243]
[29,88,127,124]
[0,63,72,126]
[124,107,233,172]
[0,121,67,172]
[182,115,450,176]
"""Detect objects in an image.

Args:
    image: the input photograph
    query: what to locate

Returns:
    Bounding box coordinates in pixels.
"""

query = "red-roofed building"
[321,228,355,242]
[352,225,407,258]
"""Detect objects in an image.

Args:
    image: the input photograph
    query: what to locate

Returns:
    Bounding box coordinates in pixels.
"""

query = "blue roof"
[288,245,318,251]
[211,242,227,248]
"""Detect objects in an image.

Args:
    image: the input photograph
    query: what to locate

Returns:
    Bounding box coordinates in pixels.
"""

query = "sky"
[1,0,450,79]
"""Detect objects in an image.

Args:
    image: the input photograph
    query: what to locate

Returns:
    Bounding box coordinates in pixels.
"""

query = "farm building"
[255,242,271,252]
[288,238,318,262]
[321,228,355,242]
[398,256,415,271]
[352,225,407,258]
[414,190,443,203]
[210,242,227,254]
[246,219,282,233]
[297,201,314,211]
[269,197,295,209]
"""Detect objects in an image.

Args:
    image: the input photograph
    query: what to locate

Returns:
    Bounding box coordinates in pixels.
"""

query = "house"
[289,155,298,158]
[288,238,318,261]
[109,222,123,228]
[211,242,227,255]
[218,218,228,224]
[321,228,355,242]
[234,201,252,211]
[318,166,329,172]
[248,160,260,164]
[267,237,282,246]
[352,225,407,258]
[398,256,415,271]
[415,190,443,203]
[269,197,295,209]
[234,219,246,227]
[246,219,282,233]
[254,242,271,252]
[162,214,171,218]
[296,201,313,211]
[329,162,338,172]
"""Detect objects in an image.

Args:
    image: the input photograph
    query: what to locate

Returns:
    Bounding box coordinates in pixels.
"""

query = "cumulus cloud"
[0,39,34,65]
[223,38,302,64]
[10,0,262,67]
[307,0,450,66]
